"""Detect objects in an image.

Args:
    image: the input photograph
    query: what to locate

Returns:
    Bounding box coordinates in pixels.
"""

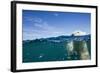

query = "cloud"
[23,16,68,40]
[24,16,55,31]
[24,16,42,23]
[34,23,43,28]
[34,18,42,23]
[34,22,54,30]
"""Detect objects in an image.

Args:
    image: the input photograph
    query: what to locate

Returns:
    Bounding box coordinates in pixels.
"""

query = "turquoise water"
[22,38,91,63]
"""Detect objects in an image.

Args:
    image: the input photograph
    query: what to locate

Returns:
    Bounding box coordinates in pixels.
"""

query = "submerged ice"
[23,34,91,63]
[66,40,90,60]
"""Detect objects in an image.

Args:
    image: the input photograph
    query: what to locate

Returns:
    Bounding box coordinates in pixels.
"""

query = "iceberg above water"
[72,30,87,36]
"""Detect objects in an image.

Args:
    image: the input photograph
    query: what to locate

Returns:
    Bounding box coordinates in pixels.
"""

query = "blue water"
[23,35,91,63]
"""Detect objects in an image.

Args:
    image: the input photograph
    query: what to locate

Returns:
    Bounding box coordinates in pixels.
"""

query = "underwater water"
[23,35,91,63]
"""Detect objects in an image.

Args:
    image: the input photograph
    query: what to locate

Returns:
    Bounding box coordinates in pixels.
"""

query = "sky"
[22,10,91,40]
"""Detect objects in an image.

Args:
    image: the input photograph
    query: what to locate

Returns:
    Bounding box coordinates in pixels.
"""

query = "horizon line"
[23,34,91,41]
